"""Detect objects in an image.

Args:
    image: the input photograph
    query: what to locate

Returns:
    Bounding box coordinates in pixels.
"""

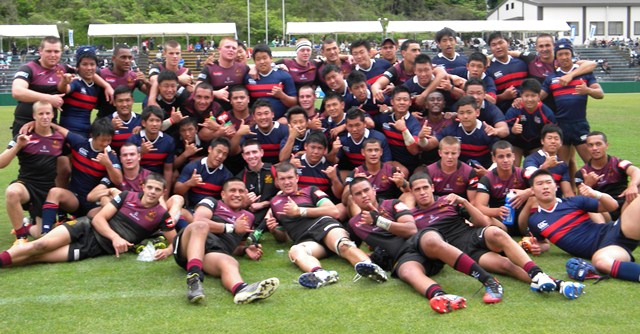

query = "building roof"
[386,20,569,33]
[286,21,382,35]
[87,23,237,38]
[523,0,639,5]
[0,25,59,38]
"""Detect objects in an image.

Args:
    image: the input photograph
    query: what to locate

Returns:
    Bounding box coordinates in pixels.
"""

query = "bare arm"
[90,202,132,257]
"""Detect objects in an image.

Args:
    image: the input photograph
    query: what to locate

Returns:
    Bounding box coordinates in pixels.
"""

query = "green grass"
[1,95,640,333]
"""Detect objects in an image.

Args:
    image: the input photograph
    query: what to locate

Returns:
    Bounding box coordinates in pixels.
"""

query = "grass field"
[0,95,639,333]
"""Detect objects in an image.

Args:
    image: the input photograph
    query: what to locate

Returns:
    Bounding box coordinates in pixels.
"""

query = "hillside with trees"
[1,0,491,46]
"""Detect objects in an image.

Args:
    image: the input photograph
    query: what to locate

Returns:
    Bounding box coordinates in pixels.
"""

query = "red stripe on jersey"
[345,151,364,165]
[547,212,591,243]
[494,72,527,91]
[460,143,490,157]
[383,129,410,147]
[539,210,583,238]
[192,183,222,195]
[260,143,280,157]
[70,91,98,104]
[73,161,104,177]
[64,97,96,111]
[71,150,107,176]
[141,152,168,166]
[550,86,575,97]
[366,74,384,85]
[299,176,330,191]
[249,83,283,90]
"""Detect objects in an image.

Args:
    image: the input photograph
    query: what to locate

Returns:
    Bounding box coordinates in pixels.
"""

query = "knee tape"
[334,237,355,256]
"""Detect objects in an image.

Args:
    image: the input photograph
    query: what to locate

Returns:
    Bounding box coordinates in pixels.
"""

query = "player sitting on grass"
[1,101,65,245]
[0,173,175,268]
[575,131,640,221]
[521,169,640,283]
[173,178,279,304]
[39,117,122,235]
[267,162,387,288]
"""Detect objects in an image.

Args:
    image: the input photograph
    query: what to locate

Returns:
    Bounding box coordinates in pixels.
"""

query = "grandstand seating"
[1,44,637,94]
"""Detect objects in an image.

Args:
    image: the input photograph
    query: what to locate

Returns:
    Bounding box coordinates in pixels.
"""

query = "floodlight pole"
[282,0,285,45]
[247,0,251,45]
[265,0,268,45]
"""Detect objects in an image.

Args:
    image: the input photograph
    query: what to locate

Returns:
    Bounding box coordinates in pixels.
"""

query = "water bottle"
[247,229,263,245]
[504,190,515,226]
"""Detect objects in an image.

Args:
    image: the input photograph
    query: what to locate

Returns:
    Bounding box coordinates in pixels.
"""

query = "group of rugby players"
[1,27,639,313]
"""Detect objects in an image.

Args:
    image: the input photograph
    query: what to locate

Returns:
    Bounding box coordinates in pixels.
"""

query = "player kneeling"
[173,178,279,304]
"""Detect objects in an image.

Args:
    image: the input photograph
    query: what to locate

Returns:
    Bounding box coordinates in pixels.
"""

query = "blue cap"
[554,38,573,56]
[75,46,98,65]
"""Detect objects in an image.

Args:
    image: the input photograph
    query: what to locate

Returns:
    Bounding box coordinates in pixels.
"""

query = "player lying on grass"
[0,173,175,268]
[408,173,584,299]
[348,177,502,313]
[173,178,279,304]
[520,169,640,283]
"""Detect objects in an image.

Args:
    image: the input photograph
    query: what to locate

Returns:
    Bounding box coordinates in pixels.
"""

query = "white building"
[487,0,640,42]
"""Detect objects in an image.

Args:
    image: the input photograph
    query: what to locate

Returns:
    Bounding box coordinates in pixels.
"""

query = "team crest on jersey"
[456,176,464,185]
[127,76,133,83]
[235,68,243,76]
[56,68,65,77]
[264,175,273,184]
[514,179,522,188]
[145,211,157,221]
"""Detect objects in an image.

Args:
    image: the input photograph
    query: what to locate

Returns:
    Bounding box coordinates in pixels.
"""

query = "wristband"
[369,210,380,224]
[402,129,416,146]
[593,191,603,200]
[224,224,235,233]
[169,117,175,125]
[418,137,429,147]
[376,217,393,231]
[299,207,307,217]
